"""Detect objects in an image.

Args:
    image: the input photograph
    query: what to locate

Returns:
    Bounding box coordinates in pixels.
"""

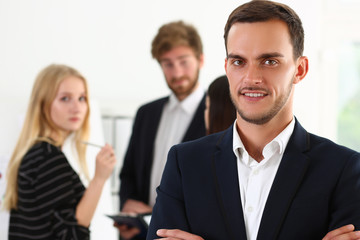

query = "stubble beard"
[231,79,293,125]
[170,68,200,99]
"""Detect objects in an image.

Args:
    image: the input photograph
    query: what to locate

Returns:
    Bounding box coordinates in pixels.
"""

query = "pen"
[81,141,103,148]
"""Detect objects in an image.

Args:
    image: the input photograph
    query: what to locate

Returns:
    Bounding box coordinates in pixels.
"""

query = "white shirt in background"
[149,86,204,207]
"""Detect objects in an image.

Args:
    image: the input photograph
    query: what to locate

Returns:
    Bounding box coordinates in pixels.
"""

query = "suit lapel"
[211,127,248,240]
[257,120,311,240]
[146,97,168,156]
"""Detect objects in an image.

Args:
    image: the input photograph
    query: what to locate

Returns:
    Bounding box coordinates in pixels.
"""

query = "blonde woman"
[4,64,116,239]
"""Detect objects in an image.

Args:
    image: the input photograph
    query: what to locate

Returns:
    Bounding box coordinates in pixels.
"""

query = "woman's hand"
[94,143,116,181]
[76,143,116,227]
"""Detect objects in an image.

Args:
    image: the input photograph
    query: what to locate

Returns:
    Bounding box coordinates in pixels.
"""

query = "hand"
[94,143,116,181]
[155,229,204,240]
[322,224,360,240]
[122,199,152,214]
[113,222,140,240]
[113,199,152,239]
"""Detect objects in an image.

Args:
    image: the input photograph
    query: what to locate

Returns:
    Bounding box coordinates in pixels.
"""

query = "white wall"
[0,0,328,156]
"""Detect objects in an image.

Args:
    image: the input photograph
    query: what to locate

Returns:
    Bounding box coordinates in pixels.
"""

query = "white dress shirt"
[232,118,295,240]
[149,86,204,206]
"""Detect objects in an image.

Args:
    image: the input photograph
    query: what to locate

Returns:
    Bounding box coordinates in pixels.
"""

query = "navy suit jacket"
[120,95,206,209]
[147,119,360,240]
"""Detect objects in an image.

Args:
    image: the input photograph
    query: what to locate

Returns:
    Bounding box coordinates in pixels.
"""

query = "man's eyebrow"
[227,52,284,60]
[160,54,191,63]
[227,54,244,60]
[256,52,284,60]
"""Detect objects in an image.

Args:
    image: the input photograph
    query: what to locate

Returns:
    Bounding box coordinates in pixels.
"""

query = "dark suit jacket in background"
[119,95,206,209]
[147,119,360,240]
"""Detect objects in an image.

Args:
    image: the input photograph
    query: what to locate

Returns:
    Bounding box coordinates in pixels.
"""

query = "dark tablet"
[106,212,151,232]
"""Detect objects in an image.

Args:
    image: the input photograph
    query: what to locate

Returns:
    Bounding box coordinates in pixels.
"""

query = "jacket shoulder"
[175,127,231,153]
[137,96,169,111]
[308,132,360,158]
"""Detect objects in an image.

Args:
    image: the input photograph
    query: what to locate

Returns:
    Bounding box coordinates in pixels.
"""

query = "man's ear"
[199,54,205,68]
[224,57,228,73]
[294,56,309,84]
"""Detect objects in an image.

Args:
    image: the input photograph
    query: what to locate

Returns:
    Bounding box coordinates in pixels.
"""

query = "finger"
[97,146,111,159]
[107,149,115,161]
[323,225,355,239]
[109,156,117,166]
[157,229,203,240]
[100,144,113,154]
[331,231,360,240]
[98,148,115,162]
[104,143,114,153]
[113,222,127,230]
[107,157,117,170]
[105,145,115,156]
[117,224,130,231]
[120,227,141,239]
[346,231,360,240]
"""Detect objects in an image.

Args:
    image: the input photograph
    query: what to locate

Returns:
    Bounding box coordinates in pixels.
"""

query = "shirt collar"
[232,117,295,163]
[167,84,204,114]
[269,117,295,155]
[232,120,245,160]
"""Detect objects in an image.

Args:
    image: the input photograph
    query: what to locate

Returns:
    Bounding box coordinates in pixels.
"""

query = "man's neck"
[236,114,293,162]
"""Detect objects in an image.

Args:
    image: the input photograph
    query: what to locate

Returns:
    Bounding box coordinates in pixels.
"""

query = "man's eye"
[162,62,173,69]
[180,60,188,67]
[264,59,277,65]
[233,60,244,66]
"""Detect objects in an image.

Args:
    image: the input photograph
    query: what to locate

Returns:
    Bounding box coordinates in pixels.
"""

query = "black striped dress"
[9,141,90,239]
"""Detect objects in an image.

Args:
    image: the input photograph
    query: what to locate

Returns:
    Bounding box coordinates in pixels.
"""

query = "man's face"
[225,20,306,125]
[159,45,203,101]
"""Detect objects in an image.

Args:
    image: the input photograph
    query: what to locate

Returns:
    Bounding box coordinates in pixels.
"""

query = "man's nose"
[172,63,184,79]
[244,63,262,84]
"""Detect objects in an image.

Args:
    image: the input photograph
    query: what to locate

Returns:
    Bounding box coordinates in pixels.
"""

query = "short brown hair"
[224,0,304,59]
[151,21,203,61]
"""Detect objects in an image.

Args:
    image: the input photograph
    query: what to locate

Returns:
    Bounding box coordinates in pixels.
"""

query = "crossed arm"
[154,225,360,240]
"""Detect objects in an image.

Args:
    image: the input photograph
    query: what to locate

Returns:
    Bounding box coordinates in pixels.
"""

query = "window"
[337,42,360,151]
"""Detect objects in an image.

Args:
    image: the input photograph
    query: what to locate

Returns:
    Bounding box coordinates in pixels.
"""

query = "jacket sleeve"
[329,151,360,230]
[119,107,144,209]
[146,145,191,239]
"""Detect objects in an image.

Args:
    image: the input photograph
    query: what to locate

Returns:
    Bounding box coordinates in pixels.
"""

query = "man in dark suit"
[117,21,206,240]
[147,1,360,240]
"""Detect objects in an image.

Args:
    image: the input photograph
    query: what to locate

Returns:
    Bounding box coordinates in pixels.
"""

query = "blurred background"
[1,0,360,239]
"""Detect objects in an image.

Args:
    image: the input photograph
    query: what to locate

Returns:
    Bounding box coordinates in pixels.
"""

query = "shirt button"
[253,169,259,175]
[247,206,253,212]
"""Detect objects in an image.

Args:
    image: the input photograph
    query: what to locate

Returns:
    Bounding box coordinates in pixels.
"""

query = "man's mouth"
[243,93,265,97]
[172,76,188,82]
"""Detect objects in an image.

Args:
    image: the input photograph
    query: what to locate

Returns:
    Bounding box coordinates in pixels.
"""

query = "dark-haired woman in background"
[205,75,236,135]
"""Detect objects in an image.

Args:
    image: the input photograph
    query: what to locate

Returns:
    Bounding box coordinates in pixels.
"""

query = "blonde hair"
[3,64,90,210]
